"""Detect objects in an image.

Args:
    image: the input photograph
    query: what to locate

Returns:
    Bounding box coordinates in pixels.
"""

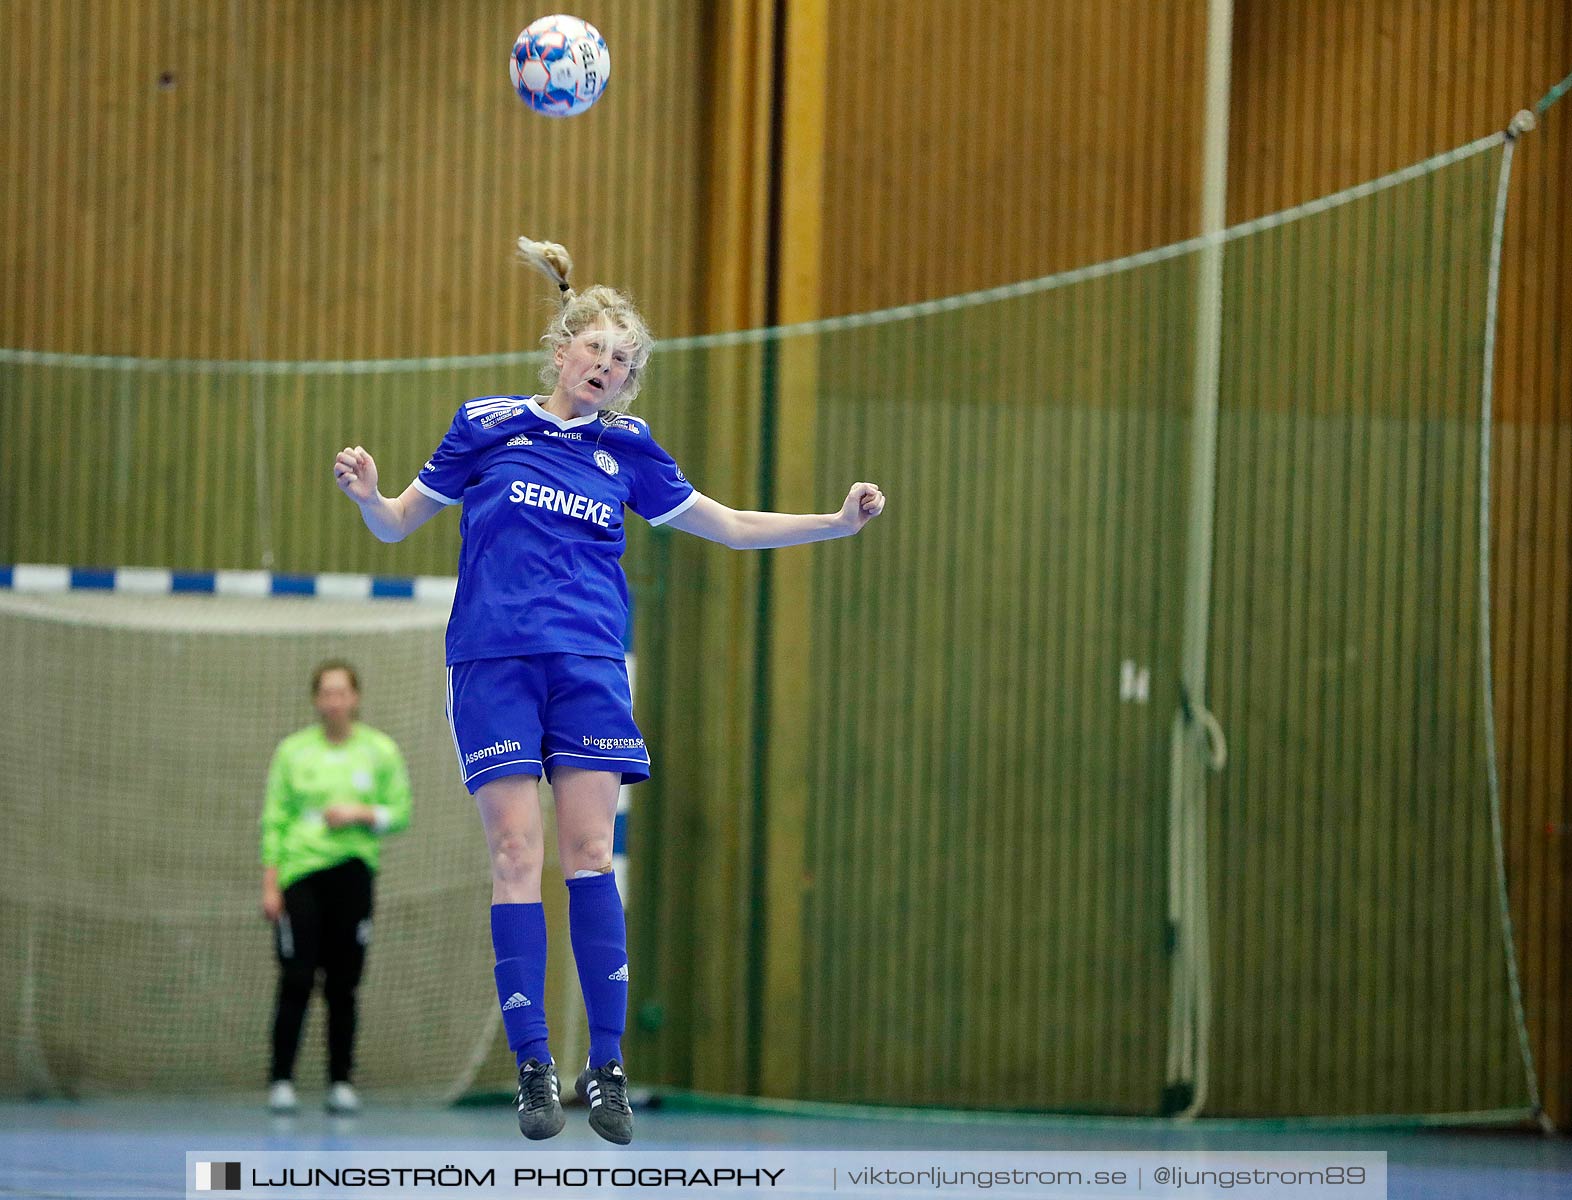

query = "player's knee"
[562,833,612,875]
[490,827,543,884]
[323,970,361,1001]
[278,960,315,997]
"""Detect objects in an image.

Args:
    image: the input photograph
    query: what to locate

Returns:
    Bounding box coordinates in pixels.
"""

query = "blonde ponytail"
[515,236,576,304]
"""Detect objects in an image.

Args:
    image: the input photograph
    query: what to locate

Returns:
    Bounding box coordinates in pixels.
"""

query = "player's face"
[313,669,359,728]
[557,319,635,409]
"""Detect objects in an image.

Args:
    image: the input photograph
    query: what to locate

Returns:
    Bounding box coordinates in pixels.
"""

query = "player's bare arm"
[666,483,886,550]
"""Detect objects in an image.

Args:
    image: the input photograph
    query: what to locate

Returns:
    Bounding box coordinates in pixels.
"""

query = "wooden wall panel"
[0,0,708,361]
[815,0,1209,318]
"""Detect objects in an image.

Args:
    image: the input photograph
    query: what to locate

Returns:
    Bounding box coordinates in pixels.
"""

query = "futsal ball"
[510,15,610,117]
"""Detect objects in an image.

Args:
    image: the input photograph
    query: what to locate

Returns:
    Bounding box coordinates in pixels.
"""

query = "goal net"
[0,587,579,1101]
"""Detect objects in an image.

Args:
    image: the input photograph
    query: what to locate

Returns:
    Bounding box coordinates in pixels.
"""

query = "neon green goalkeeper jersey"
[260,723,412,891]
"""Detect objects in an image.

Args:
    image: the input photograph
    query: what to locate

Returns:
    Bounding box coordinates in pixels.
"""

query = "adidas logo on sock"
[607,964,629,981]
[502,992,531,1011]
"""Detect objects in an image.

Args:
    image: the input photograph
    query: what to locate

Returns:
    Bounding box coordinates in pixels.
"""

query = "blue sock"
[490,903,551,1067]
[566,872,628,1069]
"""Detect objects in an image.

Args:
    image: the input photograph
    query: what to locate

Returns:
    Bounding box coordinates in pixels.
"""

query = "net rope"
[1477,118,1547,1129]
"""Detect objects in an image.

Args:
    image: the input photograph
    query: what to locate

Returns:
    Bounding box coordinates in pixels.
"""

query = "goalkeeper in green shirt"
[260,659,411,1115]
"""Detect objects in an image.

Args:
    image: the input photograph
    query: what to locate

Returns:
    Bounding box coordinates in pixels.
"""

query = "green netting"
[632,138,1534,1118]
[1203,151,1514,1115]
[796,261,1194,1112]
[0,135,1541,1118]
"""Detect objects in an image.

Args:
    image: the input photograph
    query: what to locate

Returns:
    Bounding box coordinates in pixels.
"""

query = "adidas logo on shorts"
[502,992,531,1011]
[607,964,629,982]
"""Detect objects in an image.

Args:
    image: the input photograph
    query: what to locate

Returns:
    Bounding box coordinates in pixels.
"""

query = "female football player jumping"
[333,237,884,1144]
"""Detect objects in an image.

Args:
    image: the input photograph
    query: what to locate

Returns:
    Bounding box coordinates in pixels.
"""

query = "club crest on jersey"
[594,450,619,476]
[506,434,533,447]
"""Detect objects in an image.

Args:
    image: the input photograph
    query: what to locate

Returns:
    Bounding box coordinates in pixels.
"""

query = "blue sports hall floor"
[1,1094,1568,1198]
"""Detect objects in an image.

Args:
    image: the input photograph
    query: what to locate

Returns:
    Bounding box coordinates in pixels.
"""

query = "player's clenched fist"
[839,482,886,534]
[333,445,380,504]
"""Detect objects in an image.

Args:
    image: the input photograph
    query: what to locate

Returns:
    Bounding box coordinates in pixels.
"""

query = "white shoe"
[267,1080,299,1113]
[325,1082,361,1114]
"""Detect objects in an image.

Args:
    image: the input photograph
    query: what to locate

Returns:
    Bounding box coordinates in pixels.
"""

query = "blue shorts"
[445,654,651,793]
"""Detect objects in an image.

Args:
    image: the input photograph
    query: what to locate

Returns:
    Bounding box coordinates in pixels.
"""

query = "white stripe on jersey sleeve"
[647,490,701,527]
[463,397,521,420]
[413,477,461,506]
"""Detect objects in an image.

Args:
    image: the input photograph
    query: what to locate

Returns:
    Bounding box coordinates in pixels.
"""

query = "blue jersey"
[412,395,697,664]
